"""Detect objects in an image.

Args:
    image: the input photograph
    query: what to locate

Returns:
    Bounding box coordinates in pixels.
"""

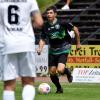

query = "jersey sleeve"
[67,23,74,31]
[30,0,39,13]
[61,20,74,31]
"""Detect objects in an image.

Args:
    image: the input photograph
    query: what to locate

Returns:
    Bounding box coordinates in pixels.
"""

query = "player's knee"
[57,67,65,74]
[49,67,57,75]
[4,80,16,91]
[22,77,35,86]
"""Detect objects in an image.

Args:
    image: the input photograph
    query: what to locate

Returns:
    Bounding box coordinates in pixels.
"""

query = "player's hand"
[37,48,42,55]
[76,44,81,51]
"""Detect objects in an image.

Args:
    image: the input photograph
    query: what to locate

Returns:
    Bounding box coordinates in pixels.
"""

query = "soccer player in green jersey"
[37,6,81,93]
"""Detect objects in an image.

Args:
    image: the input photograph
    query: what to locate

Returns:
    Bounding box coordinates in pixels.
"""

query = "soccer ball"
[38,83,51,94]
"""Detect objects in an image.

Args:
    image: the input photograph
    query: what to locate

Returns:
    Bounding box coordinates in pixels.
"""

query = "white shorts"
[2,52,36,81]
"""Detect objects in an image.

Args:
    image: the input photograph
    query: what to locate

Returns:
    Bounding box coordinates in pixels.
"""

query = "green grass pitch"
[0,81,100,100]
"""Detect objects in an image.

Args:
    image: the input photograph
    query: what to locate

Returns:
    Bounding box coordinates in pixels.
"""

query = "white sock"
[3,90,15,100]
[62,4,70,10]
[22,85,35,100]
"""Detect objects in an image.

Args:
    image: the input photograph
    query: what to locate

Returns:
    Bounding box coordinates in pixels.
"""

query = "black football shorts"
[49,53,68,67]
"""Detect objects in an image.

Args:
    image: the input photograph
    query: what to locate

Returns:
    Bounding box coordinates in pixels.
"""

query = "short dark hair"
[46,6,57,13]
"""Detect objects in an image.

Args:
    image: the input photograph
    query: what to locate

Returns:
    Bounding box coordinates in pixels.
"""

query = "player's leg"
[3,80,16,100]
[66,0,72,6]
[21,77,35,100]
[62,0,72,10]
[49,54,63,93]
[2,54,18,100]
[50,66,63,93]
[63,66,73,82]
[18,52,36,100]
[57,54,73,82]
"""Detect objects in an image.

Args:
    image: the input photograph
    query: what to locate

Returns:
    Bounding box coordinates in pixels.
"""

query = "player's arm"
[37,39,46,55]
[32,11,44,29]
[73,26,81,50]
[31,0,44,29]
[63,21,81,50]
[37,24,47,55]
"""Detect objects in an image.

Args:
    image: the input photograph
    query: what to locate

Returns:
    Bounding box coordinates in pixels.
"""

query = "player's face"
[46,10,57,22]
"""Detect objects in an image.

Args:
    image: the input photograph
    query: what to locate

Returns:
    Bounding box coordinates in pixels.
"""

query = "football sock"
[63,68,72,77]
[3,90,15,100]
[63,68,73,82]
[22,85,35,100]
[50,74,61,89]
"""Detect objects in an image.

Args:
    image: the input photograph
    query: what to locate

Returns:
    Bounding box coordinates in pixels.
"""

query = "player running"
[37,6,81,93]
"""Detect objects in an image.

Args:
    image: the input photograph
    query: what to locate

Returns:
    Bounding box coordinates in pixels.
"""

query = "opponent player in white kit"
[0,0,43,100]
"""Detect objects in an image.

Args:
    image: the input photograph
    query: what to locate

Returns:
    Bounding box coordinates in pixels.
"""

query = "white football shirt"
[0,0,39,54]
[0,15,4,53]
